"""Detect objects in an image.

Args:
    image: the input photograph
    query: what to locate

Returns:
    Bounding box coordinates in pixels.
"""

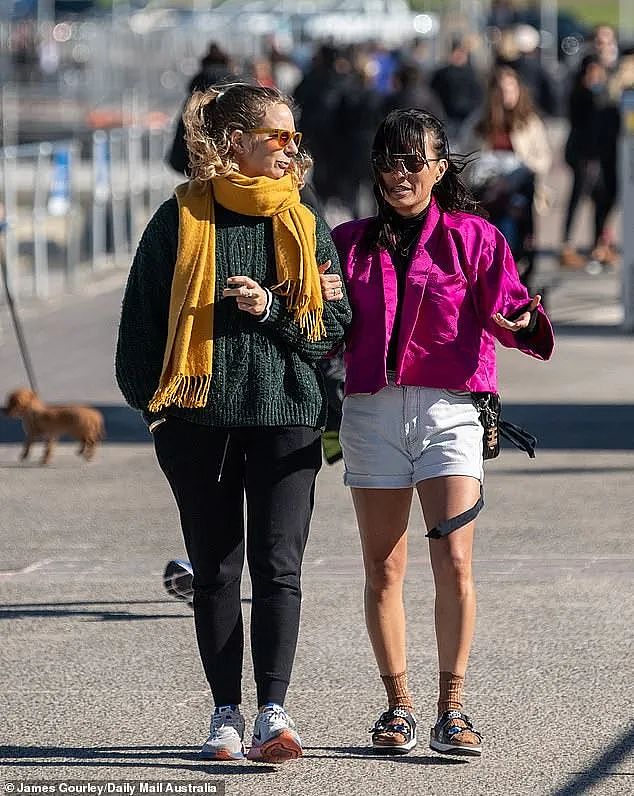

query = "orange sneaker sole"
[248,730,303,763]
[200,747,245,761]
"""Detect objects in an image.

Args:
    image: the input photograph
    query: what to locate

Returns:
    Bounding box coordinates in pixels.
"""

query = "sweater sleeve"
[257,211,352,364]
[115,197,178,413]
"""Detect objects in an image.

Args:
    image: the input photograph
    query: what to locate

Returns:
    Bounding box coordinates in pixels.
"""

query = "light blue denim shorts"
[339,382,483,489]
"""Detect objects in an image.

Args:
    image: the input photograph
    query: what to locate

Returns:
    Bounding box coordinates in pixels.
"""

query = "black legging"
[154,417,322,707]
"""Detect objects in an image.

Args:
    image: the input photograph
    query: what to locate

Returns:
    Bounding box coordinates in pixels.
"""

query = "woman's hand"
[223,276,268,316]
[319,260,343,301]
[492,294,541,331]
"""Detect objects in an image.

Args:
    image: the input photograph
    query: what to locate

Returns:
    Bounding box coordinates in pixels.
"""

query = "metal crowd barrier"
[0,125,178,300]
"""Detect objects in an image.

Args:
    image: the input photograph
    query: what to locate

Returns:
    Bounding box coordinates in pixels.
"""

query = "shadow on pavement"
[0,403,633,450]
[491,465,634,476]
[552,324,627,338]
[0,745,274,775]
[500,404,634,450]
[0,405,148,444]
[0,598,251,622]
[0,600,190,622]
[550,723,634,795]
[304,746,469,764]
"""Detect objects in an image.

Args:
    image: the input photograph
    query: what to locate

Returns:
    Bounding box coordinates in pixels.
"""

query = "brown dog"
[3,388,105,465]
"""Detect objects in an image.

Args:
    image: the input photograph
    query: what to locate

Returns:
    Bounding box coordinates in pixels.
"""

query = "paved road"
[1,155,633,794]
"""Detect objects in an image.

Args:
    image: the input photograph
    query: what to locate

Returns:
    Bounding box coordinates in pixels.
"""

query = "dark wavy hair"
[368,108,484,251]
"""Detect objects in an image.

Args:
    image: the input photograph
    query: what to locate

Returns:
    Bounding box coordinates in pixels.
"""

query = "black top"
[385,204,430,372]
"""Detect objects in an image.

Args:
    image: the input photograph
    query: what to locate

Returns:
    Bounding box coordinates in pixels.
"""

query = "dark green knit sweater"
[115,196,351,429]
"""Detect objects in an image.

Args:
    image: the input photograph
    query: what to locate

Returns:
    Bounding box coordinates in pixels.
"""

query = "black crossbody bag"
[471,391,536,460]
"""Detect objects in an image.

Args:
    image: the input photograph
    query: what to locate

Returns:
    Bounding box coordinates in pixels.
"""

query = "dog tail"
[96,413,106,441]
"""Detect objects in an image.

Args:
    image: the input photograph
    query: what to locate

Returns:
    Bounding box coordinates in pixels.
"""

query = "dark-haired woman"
[116,83,350,763]
[332,109,553,757]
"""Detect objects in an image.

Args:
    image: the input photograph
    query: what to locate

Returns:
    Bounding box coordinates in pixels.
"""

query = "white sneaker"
[200,705,245,760]
[246,703,303,763]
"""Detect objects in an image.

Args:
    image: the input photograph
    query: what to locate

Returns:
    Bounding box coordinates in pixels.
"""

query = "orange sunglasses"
[248,127,303,148]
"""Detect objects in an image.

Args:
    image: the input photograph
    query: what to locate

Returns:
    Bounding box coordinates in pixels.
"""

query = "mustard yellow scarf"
[148,172,324,412]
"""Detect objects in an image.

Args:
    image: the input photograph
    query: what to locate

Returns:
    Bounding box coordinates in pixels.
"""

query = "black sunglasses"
[371,152,445,174]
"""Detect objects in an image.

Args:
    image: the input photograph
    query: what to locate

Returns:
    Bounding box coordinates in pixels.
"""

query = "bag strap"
[426,486,484,539]
[499,420,536,458]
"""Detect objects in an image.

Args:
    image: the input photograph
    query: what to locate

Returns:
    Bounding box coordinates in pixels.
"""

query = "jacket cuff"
[514,307,539,339]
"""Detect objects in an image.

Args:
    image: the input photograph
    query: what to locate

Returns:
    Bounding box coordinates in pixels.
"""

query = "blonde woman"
[116,84,350,763]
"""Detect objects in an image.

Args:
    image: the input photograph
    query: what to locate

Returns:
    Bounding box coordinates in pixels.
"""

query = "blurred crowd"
[4,3,634,278]
[164,19,633,280]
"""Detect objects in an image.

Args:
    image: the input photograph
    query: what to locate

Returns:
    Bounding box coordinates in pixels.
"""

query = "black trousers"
[564,159,618,246]
[154,418,322,707]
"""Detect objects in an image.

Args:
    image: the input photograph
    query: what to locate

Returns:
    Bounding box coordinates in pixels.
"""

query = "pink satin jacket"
[331,200,554,396]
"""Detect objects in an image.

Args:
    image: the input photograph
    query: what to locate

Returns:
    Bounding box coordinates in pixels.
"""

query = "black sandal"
[429,710,482,757]
[370,707,417,754]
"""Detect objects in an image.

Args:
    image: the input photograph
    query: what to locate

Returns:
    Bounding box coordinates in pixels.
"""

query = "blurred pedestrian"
[250,56,276,88]
[430,39,483,143]
[610,47,634,94]
[332,108,553,757]
[268,45,303,95]
[464,66,551,286]
[488,0,518,30]
[502,24,558,116]
[384,61,445,121]
[334,55,384,218]
[166,42,235,175]
[294,45,352,205]
[591,24,620,75]
[116,83,351,763]
[561,55,620,268]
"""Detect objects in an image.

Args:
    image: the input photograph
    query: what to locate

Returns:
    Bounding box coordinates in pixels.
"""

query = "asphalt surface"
[1,148,633,795]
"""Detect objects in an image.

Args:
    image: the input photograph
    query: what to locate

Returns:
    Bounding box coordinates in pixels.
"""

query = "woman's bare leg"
[416,475,479,677]
[351,487,413,676]
[352,486,417,746]
[417,475,481,748]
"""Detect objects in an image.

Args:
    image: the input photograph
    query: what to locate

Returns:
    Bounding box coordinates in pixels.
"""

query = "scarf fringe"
[273,278,326,341]
[297,307,326,342]
[148,373,211,413]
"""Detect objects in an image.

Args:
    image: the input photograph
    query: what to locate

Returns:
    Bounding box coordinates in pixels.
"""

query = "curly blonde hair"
[182,83,312,185]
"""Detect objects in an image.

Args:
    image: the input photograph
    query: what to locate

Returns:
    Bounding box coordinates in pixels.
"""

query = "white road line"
[0,558,54,578]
